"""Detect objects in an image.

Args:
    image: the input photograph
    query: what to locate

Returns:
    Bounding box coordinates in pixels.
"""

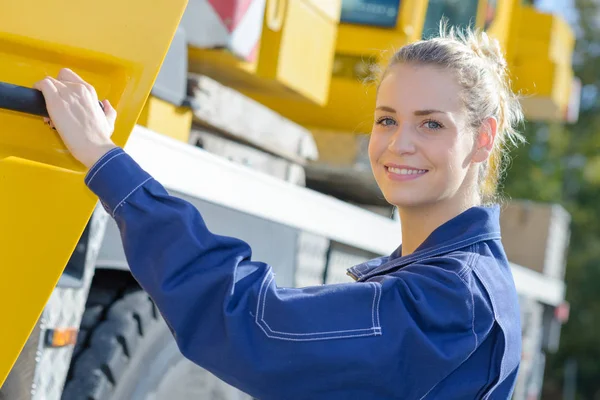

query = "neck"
[398,192,480,257]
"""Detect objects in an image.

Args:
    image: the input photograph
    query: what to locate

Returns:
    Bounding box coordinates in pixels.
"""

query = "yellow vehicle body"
[0,0,188,387]
[189,0,343,106]
[244,0,430,134]
[141,0,578,149]
[509,4,576,121]
[138,96,193,143]
[198,0,576,134]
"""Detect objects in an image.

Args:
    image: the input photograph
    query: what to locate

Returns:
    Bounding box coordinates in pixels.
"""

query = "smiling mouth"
[385,166,429,176]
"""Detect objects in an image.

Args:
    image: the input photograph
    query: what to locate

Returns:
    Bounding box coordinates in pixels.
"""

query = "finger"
[33,77,59,96]
[57,68,85,84]
[44,77,74,105]
[102,99,117,126]
[57,68,97,98]
[46,76,68,91]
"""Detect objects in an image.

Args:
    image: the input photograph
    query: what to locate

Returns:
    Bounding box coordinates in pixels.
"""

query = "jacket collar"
[347,205,502,282]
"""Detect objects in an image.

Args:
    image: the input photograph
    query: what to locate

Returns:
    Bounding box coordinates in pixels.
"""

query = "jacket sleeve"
[85,147,491,400]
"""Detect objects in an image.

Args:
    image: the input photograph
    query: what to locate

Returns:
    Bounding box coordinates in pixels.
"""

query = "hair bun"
[468,32,508,76]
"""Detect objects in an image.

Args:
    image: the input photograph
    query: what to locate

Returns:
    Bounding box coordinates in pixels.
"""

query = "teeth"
[388,167,427,175]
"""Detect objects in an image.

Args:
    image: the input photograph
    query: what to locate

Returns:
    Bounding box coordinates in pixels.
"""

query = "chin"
[382,191,432,209]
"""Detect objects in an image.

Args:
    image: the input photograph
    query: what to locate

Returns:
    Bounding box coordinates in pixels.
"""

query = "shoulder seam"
[457,244,479,279]
[445,268,478,349]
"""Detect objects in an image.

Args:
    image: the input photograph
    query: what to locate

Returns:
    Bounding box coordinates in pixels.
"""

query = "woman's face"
[369,63,493,209]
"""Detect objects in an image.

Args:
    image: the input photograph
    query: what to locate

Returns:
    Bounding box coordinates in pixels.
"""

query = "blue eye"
[423,119,444,130]
[376,117,396,127]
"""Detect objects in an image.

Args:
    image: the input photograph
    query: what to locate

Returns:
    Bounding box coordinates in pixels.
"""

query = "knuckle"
[36,78,52,91]
[74,83,87,94]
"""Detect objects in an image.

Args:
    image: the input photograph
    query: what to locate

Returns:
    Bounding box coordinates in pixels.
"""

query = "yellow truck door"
[0,0,188,386]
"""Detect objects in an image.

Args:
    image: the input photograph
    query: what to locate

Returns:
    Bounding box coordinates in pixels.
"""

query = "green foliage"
[501,1,600,397]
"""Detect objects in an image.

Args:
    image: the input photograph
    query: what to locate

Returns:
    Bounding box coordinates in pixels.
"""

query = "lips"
[383,164,429,181]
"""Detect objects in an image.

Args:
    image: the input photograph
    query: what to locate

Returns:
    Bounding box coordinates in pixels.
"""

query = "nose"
[387,123,416,155]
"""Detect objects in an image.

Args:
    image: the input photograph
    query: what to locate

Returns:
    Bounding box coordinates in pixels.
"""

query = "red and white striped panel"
[181,0,266,62]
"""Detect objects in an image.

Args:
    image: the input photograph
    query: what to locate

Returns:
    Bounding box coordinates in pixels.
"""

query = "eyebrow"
[414,109,448,116]
[375,106,448,116]
[375,106,397,113]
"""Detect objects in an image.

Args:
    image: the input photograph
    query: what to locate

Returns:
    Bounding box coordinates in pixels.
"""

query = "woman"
[36,25,524,399]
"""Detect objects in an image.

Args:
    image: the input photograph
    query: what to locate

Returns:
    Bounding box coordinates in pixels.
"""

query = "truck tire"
[62,271,252,400]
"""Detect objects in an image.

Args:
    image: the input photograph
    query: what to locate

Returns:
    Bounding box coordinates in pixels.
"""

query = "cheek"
[440,146,473,180]
[427,143,465,174]
[368,135,384,165]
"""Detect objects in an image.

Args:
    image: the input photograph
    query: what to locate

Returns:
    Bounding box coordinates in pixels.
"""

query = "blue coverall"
[85,147,522,400]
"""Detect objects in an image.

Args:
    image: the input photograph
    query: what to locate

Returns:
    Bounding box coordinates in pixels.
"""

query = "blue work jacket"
[85,147,522,400]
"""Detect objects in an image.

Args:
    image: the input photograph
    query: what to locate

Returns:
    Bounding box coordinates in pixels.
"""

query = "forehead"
[377,63,463,113]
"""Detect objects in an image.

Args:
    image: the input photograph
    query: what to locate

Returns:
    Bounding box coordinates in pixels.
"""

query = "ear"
[472,117,498,163]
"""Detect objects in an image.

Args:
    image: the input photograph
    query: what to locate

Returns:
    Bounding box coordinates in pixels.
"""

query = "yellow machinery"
[509,3,577,121]
[189,0,343,107]
[177,0,576,138]
[0,0,188,387]
[230,0,430,134]
[136,0,577,148]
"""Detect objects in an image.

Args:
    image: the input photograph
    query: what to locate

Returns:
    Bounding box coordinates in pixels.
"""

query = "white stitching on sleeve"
[370,282,377,328]
[91,147,120,169]
[254,272,383,341]
[111,177,152,217]
[470,281,478,348]
[375,282,382,328]
[86,152,125,186]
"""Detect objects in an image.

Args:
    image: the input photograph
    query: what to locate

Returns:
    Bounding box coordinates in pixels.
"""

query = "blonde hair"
[379,21,526,204]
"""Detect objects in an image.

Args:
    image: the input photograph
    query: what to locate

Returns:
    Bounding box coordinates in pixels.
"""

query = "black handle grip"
[0,81,104,118]
[0,82,50,117]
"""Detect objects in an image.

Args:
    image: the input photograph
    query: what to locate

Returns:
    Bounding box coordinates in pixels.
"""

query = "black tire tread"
[62,272,158,400]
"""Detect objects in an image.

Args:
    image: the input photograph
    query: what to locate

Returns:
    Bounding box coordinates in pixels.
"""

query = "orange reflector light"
[45,328,78,348]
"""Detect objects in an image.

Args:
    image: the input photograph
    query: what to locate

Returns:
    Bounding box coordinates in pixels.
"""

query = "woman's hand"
[34,68,118,168]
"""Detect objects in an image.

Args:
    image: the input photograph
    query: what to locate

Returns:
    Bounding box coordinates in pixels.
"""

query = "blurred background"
[500,1,600,399]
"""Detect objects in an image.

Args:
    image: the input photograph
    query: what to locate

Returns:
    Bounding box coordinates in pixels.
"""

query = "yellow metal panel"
[479,0,521,53]
[304,0,342,22]
[138,96,193,143]
[505,4,576,122]
[188,47,266,92]
[189,0,341,106]
[399,0,431,42]
[513,6,575,66]
[0,0,187,386]
[512,60,574,121]
[274,0,339,104]
[242,0,429,133]
[247,77,377,133]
